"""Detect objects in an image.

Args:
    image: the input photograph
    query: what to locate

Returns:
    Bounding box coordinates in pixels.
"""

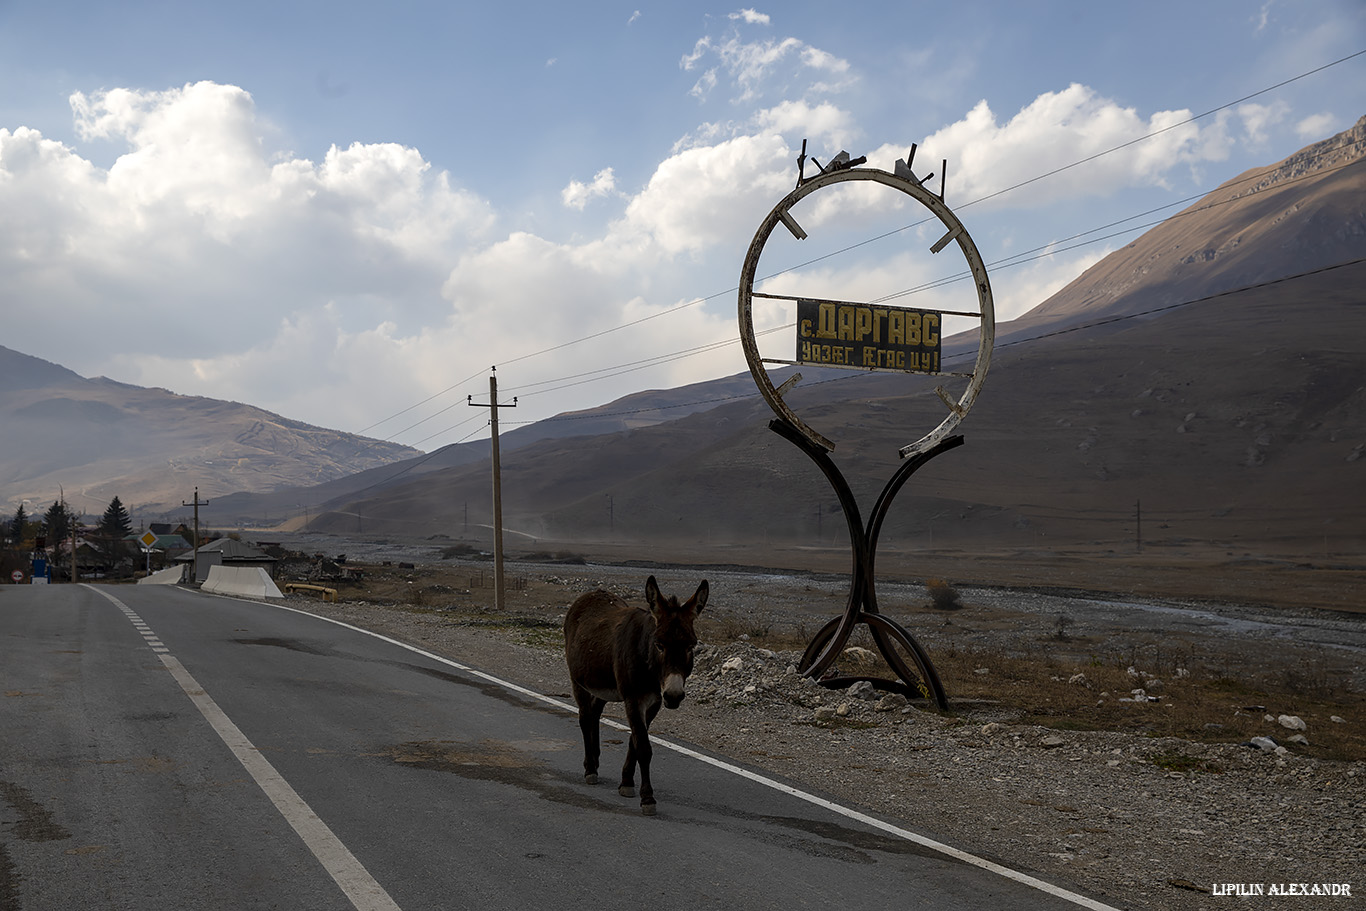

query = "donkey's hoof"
[618,785,636,798]
[641,802,657,817]
[584,773,598,785]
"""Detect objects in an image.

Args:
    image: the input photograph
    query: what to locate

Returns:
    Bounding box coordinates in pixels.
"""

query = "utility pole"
[469,368,516,611]
[183,487,208,582]
[69,505,77,584]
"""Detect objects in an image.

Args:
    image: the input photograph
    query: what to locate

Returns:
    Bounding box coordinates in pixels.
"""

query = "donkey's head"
[645,575,708,710]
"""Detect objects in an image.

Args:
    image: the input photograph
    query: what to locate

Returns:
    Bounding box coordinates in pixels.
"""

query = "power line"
[872,157,1365,305]
[959,48,1366,211]
[350,50,1365,448]
[500,257,1366,431]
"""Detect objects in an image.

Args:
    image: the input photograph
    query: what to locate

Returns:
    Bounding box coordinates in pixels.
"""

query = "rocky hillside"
[0,346,420,515]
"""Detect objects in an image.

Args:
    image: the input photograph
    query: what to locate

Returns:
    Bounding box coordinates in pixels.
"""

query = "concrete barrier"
[201,565,284,599]
[138,566,185,585]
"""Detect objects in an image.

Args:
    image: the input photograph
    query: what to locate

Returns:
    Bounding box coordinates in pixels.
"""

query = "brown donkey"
[563,575,708,815]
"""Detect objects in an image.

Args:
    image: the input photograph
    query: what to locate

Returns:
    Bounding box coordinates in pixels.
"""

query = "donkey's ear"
[690,580,709,613]
[645,575,661,609]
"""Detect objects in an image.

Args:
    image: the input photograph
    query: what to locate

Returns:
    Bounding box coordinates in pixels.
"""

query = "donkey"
[563,575,708,816]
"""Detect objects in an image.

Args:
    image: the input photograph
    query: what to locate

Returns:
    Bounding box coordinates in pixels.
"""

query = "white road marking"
[267,602,1123,911]
[87,586,402,911]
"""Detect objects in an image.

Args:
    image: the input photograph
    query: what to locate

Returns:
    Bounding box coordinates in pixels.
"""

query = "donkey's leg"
[572,684,606,784]
[622,696,662,815]
[619,733,637,800]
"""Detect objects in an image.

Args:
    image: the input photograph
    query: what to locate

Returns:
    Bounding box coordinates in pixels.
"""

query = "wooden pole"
[489,372,505,612]
[183,487,208,582]
[469,369,516,612]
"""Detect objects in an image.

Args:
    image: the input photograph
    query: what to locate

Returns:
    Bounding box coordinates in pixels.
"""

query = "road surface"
[0,583,1119,910]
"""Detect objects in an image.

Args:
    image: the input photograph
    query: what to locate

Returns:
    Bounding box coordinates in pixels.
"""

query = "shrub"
[926,578,963,610]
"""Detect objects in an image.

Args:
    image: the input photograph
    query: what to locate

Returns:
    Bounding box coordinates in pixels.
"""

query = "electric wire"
[350,50,1365,448]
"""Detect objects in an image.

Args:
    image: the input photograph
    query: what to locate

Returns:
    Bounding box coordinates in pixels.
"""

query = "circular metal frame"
[737,166,995,458]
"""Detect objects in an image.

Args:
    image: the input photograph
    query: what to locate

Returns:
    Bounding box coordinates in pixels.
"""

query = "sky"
[2,1,1363,452]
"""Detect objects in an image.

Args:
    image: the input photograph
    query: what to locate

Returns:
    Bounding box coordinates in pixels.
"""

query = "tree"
[99,496,133,539]
[43,500,72,547]
[9,503,28,546]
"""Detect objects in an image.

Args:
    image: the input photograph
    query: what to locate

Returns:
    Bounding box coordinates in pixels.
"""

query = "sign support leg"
[770,418,958,710]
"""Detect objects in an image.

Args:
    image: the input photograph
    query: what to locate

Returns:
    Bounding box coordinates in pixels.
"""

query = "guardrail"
[283,582,339,603]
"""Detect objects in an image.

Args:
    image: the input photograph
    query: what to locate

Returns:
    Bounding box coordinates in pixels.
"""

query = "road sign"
[10,570,21,582]
[139,531,158,548]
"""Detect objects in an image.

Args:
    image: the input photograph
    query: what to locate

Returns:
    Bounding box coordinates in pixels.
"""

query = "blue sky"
[2,1,1363,451]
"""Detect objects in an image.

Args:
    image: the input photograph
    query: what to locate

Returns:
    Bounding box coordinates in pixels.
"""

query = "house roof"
[174,538,276,562]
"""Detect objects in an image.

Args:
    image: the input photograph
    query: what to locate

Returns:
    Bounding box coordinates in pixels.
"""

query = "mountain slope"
[0,348,421,514]
[307,120,1366,560]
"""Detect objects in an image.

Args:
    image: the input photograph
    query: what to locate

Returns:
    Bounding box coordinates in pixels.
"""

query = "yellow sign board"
[139,531,158,548]
[795,299,942,373]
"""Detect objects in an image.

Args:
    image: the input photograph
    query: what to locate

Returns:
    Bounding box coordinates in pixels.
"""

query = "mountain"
[0,347,421,515]
[302,118,1366,561]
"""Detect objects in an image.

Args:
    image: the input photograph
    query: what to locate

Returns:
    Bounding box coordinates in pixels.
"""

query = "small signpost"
[10,570,21,584]
[140,531,158,575]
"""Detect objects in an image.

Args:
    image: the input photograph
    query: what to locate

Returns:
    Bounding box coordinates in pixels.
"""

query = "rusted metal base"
[770,418,960,711]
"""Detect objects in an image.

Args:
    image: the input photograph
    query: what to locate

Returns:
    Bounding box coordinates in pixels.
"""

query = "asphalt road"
[0,583,1118,910]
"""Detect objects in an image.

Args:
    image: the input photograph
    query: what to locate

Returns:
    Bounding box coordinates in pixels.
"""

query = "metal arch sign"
[736,156,995,458]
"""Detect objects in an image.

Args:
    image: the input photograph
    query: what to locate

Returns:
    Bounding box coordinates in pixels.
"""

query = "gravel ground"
[276,559,1366,911]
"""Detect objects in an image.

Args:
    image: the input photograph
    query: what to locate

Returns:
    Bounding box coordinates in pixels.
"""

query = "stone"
[1331,715,1346,724]
[813,706,836,722]
[1039,734,1067,749]
[846,680,877,700]
[973,667,990,676]
[1068,673,1089,686]
[836,702,851,717]
[722,656,744,673]
[1288,734,1309,745]
[1247,736,1278,752]
[1278,714,1307,731]
[981,722,1004,736]
[875,693,909,712]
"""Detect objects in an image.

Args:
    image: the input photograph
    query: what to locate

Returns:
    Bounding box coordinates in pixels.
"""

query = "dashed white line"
[88,586,401,911]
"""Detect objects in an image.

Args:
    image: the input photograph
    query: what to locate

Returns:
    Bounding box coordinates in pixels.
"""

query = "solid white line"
[88,586,402,911]
[265,602,1123,911]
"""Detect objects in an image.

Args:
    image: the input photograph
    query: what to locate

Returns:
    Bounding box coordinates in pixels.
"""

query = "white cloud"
[1,82,494,381]
[619,133,792,256]
[1237,101,1289,145]
[1295,112,1338,140]
[730,9,771,26]
[681,18,851,103]
[561,167,618,210]
[912,85,1230,210]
